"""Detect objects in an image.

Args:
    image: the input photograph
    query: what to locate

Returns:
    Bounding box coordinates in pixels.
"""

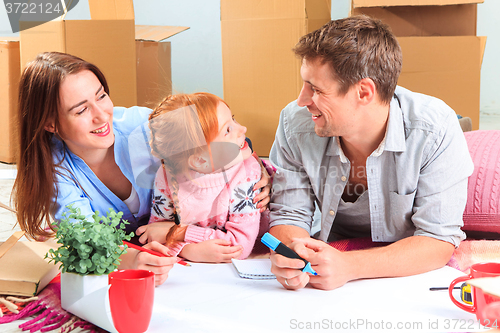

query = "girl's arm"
[183,179,261,259]
[179,239,243,263]
[146,166,187,255]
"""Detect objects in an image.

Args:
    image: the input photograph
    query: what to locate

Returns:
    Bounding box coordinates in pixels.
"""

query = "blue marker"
[261,232,317,275]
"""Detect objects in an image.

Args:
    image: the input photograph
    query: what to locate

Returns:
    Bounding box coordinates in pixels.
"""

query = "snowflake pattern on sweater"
[149,156,262,259]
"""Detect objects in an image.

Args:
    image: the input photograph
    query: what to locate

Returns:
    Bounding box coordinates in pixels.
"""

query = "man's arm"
[269,224,309,245]
[271,234,454,290]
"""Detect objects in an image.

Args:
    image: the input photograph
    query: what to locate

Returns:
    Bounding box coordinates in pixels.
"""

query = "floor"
[1,113,500,242]
[0,164,19,242]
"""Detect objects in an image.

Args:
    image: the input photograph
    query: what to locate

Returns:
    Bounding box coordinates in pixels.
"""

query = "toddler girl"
[143,93,262,260]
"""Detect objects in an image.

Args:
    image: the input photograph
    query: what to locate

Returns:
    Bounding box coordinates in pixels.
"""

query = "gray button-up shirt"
[269,86,474,247]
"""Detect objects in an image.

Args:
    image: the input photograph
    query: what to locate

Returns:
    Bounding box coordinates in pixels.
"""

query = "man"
[268,16,474,290]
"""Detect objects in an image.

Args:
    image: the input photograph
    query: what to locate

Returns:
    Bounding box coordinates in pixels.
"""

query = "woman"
[12,52,271,285]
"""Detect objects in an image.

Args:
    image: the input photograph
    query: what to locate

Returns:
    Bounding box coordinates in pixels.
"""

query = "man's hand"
[268,225,313,289]
[270,237,352,291]
[292,238,353,290]
[269,249,310,290]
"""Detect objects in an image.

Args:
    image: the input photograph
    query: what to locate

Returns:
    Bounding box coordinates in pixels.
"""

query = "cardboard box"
[398,36,485,128]
[0,37,20,164]
[135,25,189,109]
[352,4,478,36]
[353,0,480,6]
[351,0,485,130]
[0,236,60,296]
[1,24,189,163]
[19,0,137,108]
[221,0,331,156]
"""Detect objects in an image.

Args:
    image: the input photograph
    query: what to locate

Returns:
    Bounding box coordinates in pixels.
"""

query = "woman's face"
[50,70,114,158]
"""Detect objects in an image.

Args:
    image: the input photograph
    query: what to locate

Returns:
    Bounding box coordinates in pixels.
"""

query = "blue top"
[269,86,474,247]
[51,106,160,233]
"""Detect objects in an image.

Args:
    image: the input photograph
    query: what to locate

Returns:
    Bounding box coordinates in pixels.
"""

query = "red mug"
[483,302,500,325]
[109,270,155,333]
[449,263,500,327]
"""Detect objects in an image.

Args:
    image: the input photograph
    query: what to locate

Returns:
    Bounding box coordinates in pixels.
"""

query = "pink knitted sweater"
[149,156,262,259]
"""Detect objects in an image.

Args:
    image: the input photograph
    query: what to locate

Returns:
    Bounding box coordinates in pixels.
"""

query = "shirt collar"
[383,93,406,152]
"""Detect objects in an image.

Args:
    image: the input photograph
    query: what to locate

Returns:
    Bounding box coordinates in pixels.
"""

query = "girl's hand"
[136,222,175,245]
[119,241,176,286]
[252,153,273,212]
[179,239,243,263]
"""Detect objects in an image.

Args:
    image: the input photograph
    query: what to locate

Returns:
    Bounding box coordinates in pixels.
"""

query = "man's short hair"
[293,15,402,105]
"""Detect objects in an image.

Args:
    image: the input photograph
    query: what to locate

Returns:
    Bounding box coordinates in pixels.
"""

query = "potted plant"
[46,204,134,310]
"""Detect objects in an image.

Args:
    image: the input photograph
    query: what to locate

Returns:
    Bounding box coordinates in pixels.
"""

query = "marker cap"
[261,233,280,251]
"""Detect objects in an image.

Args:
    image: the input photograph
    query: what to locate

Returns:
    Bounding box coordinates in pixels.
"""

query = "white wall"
[134,0,223,97]
[0,0,498,115]
[477,0,500,115]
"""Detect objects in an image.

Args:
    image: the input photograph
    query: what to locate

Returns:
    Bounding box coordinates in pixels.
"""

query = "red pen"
[123,240,191,267]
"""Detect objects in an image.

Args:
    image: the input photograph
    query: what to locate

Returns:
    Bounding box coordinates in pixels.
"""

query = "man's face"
[297,58,358,138]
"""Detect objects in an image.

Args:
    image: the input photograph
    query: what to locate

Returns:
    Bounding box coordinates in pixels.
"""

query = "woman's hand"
[136,221,175,245]
[119,241,176,286]
[252,153,274,212]
[179,239,243,263]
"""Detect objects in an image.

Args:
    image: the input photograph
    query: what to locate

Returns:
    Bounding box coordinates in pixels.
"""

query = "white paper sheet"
[231,258,275,279]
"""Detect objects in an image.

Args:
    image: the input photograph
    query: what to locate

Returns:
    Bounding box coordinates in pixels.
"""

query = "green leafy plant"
[46,205,134,275]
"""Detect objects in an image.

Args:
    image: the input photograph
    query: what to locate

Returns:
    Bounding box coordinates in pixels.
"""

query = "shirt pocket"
[389,189,417,227]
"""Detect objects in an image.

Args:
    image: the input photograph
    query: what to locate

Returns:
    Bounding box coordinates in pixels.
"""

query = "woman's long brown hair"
[12,52,109,240]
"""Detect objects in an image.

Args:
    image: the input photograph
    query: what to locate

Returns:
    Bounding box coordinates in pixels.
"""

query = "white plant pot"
[60,272,117,333]
[60,272,109,310]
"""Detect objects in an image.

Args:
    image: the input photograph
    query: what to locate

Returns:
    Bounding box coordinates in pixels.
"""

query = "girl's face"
[214,102,251,153]
[190,102,251,173]
[212,102,252,168]
[48,70,114,158]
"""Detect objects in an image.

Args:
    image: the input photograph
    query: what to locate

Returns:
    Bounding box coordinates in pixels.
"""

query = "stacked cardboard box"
[0,1,188,163]
[0,37,20,164]
[135,25,188,109]
[352,0,486,130]
[221,0,331,156]
[19,0,137,108]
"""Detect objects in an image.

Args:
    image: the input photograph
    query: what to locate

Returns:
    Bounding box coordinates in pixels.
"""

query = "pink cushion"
[463,130,500,233]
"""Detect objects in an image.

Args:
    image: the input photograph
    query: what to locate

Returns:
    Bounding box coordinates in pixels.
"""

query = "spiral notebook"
[231,259,276,280]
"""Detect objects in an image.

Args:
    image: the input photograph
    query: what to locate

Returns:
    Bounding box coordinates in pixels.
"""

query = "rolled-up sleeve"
[411,113,473,247]
[269,108,316,234]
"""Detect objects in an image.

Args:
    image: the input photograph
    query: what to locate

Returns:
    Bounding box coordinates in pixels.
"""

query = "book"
[231,258,276,280]
[0,236,60,296]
